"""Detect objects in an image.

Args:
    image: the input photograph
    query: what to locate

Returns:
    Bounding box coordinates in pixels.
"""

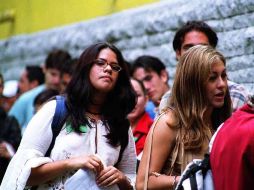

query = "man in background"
[60,58,78,93]
[9,50,71,132]
[18,65,44,95]
[159,20,249,113]
[2,80,19,112]
[131,55,170,118]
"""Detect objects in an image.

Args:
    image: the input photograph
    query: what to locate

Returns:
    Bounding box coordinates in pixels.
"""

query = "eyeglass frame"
[92,58,122,72]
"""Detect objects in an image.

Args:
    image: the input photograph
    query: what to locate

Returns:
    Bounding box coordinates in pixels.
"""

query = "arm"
[27,154,103,186]
[136,111,179,190]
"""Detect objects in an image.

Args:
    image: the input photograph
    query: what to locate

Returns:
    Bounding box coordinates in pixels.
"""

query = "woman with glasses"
[1,42,137,190]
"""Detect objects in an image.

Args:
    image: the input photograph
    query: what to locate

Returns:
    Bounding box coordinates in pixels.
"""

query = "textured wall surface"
[0,0,254,93]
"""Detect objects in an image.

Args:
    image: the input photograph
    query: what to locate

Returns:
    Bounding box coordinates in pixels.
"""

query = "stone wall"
[0,0,254,93]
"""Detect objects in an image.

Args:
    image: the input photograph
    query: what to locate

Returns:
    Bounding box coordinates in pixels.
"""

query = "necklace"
[85,112,103,123]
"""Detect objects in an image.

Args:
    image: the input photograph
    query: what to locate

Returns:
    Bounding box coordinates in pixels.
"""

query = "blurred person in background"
[18,65,44,95]
[9,49,71,131]
[0,73,21,183]
[127,78,153,159]
[136,45,232,190]
[131,55,170,118]
[60,58,78,93]
[2,80,19,112]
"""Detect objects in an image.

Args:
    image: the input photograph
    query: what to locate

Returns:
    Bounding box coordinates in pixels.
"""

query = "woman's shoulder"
[150,109,179,143]
[41,99,57,111]
[156,108,178,130]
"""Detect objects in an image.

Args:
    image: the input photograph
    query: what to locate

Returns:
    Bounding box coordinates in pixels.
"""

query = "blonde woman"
[136,45,232,190]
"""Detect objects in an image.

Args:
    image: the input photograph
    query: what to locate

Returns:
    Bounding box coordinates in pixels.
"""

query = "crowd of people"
[0,20,253,190]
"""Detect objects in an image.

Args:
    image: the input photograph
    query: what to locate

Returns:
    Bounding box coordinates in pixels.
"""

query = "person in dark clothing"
[0,73,22,183]
[0,106,21,183]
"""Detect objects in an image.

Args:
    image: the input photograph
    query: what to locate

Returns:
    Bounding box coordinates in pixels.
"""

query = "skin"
[136,110,180,190]
[2,96,17,112]
[44,68,61,92]
[89,48,118,95]
[176,30,209,60]
[0,143,11,159]
[132,68,169,106]
[136,30,225,189]
[136,61,227,189]
[60,73,72,93]
[206,60,227,110]
[127,79,148,129]
[28,48,131,190]
[18,70,39,94]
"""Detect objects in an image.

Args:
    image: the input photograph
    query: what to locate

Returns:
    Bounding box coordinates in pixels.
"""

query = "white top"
[0,100,137,190]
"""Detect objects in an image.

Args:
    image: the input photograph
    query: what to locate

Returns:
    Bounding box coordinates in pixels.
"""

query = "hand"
[70,154,103,174]
[0,143,11,159]
[96,166,124,187]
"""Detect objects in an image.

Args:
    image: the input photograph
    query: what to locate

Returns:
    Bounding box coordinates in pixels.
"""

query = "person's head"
[173,20,218,60]
[60,58,78,93]
[170,45,231,150]
[127,78,148,124]
[131,55,169,106]
[44,49,71,91]
[18,65,44,94]
[66,42,136,150]
[2,80,19,112]
[34,89,59,113]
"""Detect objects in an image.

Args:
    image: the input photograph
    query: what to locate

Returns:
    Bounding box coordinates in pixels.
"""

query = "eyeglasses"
[93,59,122,72]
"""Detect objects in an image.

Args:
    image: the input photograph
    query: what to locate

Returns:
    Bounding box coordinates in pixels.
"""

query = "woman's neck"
[87,104,102,115]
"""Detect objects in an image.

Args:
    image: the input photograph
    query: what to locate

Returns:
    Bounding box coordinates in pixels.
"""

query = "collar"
[133,112,153,134]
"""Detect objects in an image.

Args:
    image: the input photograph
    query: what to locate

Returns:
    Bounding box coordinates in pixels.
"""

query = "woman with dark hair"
[1,42,137,190]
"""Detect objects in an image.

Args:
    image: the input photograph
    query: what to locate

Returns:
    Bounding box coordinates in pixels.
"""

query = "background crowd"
[0,20,253,190]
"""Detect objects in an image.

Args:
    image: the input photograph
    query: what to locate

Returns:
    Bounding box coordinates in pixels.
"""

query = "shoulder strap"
[144,112,166,190]
[45,95,68,157]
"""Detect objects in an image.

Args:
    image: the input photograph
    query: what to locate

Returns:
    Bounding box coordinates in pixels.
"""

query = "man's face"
[60,73,72,93]
[176,30,209,60]
[18,70,32,94]
[44,68,61,91]
[133,67,168,106]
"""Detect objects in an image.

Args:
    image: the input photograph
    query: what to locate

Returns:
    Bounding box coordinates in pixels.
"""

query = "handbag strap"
[144,111,167,190]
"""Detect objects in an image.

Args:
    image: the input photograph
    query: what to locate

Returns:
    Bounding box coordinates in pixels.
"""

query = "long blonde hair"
[170,45,231,151]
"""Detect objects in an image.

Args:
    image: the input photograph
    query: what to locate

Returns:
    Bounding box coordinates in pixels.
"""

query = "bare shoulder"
[156,109,178,129]
[153,109,178,140]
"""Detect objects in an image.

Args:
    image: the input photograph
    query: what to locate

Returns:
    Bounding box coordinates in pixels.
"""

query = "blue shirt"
[145,101,156,119]
[9,85,46,131]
